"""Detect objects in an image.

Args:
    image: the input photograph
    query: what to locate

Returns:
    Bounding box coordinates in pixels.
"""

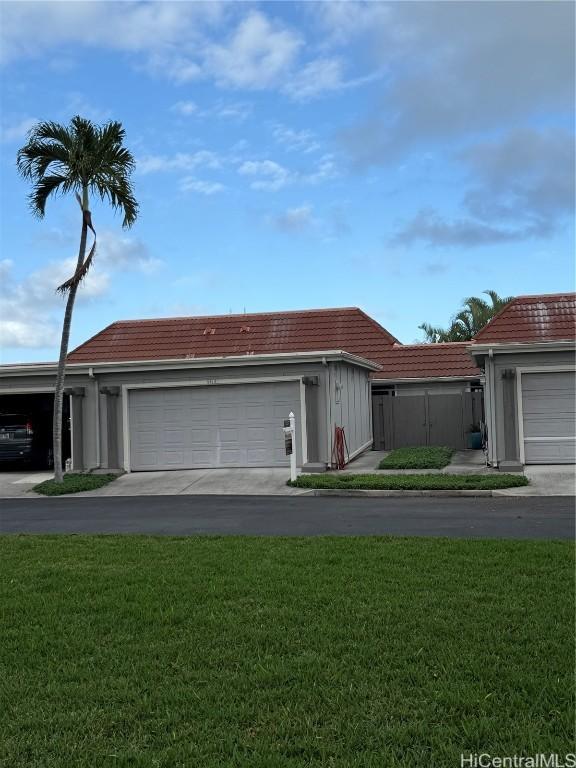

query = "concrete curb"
[306,489,495,498]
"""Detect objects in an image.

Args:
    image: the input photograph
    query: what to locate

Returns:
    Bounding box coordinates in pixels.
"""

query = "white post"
[289,411,297,483]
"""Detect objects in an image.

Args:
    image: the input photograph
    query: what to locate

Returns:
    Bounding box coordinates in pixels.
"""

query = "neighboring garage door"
[129,382,301,470]
[521,371,576,464]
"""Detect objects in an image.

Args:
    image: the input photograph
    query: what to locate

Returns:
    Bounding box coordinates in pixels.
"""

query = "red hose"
[331,426,349,470]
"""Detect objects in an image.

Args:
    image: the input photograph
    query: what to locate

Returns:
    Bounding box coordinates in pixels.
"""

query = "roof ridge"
[392,341,472,349]
[353,307,401,345]
[68,321,118,357]
[107,307,365,326]
[472,296,516,341]
[511,292,576,301]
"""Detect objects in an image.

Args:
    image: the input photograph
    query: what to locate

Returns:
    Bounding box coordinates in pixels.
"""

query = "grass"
[1,536,573,767]
[33,473,118,496]
[290,473,529,490]
[379,446,454,469]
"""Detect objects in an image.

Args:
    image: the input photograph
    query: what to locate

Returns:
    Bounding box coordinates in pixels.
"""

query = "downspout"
[88,366,101,469]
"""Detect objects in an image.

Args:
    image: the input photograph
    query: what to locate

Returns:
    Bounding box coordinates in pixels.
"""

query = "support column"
[100,386,121,470]
[500,369,523,472]
[64,387,85,470]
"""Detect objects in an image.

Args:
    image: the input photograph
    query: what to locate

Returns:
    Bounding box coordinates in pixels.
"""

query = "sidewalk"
[340,449,491,475]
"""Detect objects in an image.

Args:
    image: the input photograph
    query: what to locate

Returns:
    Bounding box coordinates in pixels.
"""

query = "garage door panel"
[523,395,575,416]
[523,416,574,439]
[525,439,576,463]
[129,382,300,470]
[522,371,575,464]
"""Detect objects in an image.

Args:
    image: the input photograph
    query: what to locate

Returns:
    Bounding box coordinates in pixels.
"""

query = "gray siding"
[328,362,372,459]
[97,362,330,469]
[0,358,374,471]
[483,350,576,466]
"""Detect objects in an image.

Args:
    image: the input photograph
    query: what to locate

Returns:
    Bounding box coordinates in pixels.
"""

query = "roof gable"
[472,293,576,344]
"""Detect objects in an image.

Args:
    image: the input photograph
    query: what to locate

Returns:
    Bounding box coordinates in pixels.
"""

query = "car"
[0,413,53,468]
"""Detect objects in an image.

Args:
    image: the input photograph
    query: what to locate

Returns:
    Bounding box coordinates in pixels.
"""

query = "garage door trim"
[121,376,308,472]
[516,365,576,464]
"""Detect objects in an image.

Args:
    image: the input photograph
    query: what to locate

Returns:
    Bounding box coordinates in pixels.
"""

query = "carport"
[0,390,70,470]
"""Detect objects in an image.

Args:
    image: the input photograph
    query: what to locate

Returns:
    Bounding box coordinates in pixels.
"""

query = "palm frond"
[29,174,68,218]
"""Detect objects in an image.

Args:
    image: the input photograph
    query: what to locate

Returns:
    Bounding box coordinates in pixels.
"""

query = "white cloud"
[0,2,224,63]
[0,233,161,350]
[306,154,339,185]
[237,154,340,192]
[0,257,108,351]
[137,150,221,174]
[204,11,301,89]
[272,124,320,154]
[97,231,163,274]
[171,100,199,116]
[171,99,252,121]
[1,4,367,101]
[269,205,315,233]
[179,177,226,195]
[0,116,38,143]
[283,57,344,102]
[238,160,293,191]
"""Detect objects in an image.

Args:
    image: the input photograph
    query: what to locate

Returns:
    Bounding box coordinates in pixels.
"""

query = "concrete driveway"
[494,465,576,496]
[75,467,306,497]
[0,471,54,498]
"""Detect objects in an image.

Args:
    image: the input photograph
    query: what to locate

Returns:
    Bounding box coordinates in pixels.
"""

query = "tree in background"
[419,290,514,343]
[17,116,138,482]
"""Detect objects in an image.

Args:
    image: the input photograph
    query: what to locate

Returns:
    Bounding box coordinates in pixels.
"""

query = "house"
[7,295,572,475]
[469,293,576,469]
[0,306,482,473]
[0,309,384,472]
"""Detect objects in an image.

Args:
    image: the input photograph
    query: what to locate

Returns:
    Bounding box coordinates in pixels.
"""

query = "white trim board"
[515,365,576,465]
[0,349,381,377]
[121,376,309,473]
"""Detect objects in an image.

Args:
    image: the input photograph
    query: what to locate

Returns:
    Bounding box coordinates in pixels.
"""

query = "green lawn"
[379,446,454,469]
[1,536,573,767]
[33,473,118,496]
[291,473,528,490]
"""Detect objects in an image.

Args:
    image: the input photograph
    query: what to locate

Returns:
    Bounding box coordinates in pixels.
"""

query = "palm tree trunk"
[52,187,89,482]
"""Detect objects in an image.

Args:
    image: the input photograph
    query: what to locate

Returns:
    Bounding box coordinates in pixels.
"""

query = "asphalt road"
[0,495,574,538]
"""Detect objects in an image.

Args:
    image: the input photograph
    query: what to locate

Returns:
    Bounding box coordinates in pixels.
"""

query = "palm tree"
[419,290,514,343]
[17,116,138,482]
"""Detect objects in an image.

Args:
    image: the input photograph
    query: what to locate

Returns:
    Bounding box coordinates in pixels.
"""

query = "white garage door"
[521,371,576,464]
[129,382,301,470]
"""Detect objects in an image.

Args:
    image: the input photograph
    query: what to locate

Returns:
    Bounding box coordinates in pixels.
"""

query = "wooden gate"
[372,390,483,450]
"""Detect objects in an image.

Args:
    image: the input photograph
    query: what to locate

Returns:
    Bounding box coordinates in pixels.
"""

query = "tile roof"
[373,343,481,380]
[472,293,576,344]
[67,306,481,380]
[67,307,400,365]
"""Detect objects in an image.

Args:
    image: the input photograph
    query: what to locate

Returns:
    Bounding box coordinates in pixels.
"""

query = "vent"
[240,325,251,333]
[203,327,216,336]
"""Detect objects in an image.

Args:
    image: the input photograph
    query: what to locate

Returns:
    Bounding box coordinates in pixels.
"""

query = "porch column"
[100,386,121,470]
[64,387,85,470]
[500,369,523,471]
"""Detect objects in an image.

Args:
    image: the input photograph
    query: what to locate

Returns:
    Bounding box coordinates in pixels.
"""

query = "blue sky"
[1,0,574,363]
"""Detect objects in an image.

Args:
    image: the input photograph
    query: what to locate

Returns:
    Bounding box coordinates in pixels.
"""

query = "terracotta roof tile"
[68,307,400,364]
[472,293,576,343]
[67,307,481,380]
[373,343,481,380]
